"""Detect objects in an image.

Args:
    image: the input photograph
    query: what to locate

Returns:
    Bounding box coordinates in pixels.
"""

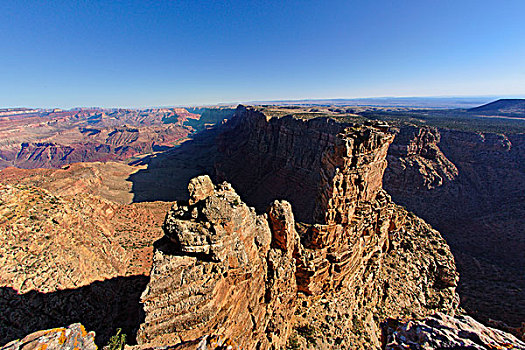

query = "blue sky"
[1,0,524,108]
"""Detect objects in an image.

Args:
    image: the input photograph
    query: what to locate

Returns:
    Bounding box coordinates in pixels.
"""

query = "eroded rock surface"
[382,313,525,349]
[384,125,525,328]
[215,106,347,223]
[139,107,460,349]
[138,176,297,349]
[0,183,168,293]
[384,125,458,192]
[0,324,96,350]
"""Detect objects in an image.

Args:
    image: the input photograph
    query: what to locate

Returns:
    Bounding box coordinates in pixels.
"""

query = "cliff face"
[138,107,459,349]
[384,125,525,327]
[384,125,458,192]
[215,106,394,225]
[215,106,346,223]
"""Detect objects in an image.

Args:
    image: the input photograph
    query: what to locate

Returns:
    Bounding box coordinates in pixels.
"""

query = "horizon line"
[3,94,525,110]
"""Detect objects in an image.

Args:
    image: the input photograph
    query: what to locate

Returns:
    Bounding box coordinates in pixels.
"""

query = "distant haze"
[247,97,501,109]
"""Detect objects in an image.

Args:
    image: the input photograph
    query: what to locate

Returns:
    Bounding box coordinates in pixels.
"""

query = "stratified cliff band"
[136,106,459,349]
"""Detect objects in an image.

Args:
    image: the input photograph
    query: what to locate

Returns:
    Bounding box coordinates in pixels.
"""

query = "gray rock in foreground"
[383,312,525,349]
[1,323,96,350]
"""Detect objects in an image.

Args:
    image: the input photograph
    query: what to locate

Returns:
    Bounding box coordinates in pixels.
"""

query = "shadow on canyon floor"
[0,275,149,347]
[128,127,222,203]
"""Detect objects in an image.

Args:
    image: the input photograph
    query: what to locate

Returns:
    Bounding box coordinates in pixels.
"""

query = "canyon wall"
[215,106,346,223]
[138,107,459,349]
[384,125,525,327]
[0,108,233,170]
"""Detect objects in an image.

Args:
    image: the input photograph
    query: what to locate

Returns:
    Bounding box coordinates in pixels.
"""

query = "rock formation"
[382,313,525,349]
[384,125,458,192]
[137,176,298,349]
[137,106,459,349]
[0,324,96,350]
[215,106,346,224]
[5,105,523,349]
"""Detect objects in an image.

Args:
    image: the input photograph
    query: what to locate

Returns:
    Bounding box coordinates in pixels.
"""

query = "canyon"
[384,124,525,328]
[0,103,524,348]
[0,107,234,170]
[135,107,459,349]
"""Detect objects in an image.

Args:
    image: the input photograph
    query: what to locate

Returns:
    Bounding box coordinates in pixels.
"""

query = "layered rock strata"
[138,107,459,349]
[137,176,298,349]
[384,125,458,192]
[215,106,347,223]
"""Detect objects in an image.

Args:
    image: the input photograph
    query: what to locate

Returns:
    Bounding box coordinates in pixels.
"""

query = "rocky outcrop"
[289,206,460,349]
[384,125,457,192]
[382,313,525,349]
[1,324,96,350]
[137,176,298,349]
[138,107,459,349]
[139,175,459,349]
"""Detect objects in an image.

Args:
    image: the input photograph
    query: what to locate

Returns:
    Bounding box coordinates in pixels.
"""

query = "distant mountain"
[469,99,525,117]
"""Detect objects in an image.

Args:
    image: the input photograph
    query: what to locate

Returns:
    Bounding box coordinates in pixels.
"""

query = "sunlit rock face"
[137,176,298,349]
[0,324,96,350]
[137,107,459,349]
[382,312,525,350]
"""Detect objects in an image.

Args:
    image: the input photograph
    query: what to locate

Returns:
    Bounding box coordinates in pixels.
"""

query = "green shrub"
[106,328,126,350]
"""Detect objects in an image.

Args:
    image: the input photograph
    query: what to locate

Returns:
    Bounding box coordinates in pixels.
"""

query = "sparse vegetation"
[105,328,126,350]
[296,324,318,344]
[286,335,300,349]
[361,109,525,134]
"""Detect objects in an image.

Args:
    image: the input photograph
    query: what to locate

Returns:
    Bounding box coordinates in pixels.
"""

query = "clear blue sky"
[1,0,524,108]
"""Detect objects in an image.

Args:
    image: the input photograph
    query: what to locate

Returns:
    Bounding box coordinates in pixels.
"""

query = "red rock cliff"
[137,107,459,349]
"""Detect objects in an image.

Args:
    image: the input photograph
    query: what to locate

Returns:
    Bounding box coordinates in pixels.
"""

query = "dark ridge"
[469,99,525,116]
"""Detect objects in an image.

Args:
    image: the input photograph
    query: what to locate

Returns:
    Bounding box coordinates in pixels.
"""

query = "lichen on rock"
[0,324,96,350]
